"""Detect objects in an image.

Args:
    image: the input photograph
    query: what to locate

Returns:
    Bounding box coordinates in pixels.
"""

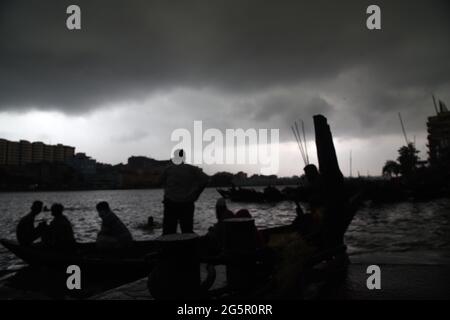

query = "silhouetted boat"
[216,186,284,203]
[0,225,306,277]
[0,239,158,278]
[0,226,293,276]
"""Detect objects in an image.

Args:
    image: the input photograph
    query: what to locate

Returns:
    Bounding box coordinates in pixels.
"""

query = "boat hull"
[0,239,157,278]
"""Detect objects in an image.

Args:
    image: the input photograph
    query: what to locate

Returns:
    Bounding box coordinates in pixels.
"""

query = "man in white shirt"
[160,149,209,234]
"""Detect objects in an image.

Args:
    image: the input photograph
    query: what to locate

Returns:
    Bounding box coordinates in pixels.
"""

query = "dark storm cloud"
[0,0,449,138]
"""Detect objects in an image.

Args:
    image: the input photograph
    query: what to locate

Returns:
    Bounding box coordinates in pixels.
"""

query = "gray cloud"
[112,129,150,143]
[0,0,449,145]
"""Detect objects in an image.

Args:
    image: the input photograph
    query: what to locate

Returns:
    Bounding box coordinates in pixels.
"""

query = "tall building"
[6,141,20,165]
[32,142,44,163]
[0,138,76,166]
[0,139,7,165]
[64,146,75,161]
[427,100,450,166]
[43,144,54,162]
[53,144,65,162]
[19,140,32,165]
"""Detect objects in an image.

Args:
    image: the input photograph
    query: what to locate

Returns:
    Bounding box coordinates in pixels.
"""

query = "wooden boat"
[0,224,313,279]
[0,225,295,277]
[216,187,284,203]
[0,239,159,278]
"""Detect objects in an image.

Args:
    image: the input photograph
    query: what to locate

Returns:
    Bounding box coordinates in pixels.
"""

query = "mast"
[432,95,439,115]
[301,120,309,165]
[291,124,306,166]
[349,150,352,178]
[398,112,409,145]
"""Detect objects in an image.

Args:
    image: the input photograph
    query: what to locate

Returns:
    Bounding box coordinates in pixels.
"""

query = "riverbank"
[92,254,450,300]
[1,250,449,300]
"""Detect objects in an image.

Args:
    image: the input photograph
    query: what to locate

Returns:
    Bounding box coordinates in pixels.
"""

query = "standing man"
[161,149,209,234]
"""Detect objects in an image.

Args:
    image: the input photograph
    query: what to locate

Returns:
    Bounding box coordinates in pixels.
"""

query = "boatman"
[160,149,209,234]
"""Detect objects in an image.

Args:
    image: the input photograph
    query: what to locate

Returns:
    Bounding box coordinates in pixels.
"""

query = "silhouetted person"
[234,209,263,248]
[205,198,234,255]
[303,164,325,211]
[16,201,46,246]
[160,149,209,234]
[292,201,304,223]
[42,204,76,250]
[303,164,345,247]
[147,216,155,227]
[235,208,252,218]
[96,201,133,249]
[304,164,320,189]
[215,198,234,221]
[291,200,314,235]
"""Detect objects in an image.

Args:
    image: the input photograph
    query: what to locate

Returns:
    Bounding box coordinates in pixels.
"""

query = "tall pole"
[398,112,409,145]
[432,95,439,115]
[349,150,352,178]
[301,120,309,165]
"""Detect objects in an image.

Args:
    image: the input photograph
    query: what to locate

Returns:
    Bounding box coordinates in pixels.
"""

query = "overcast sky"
[0,0,449,176]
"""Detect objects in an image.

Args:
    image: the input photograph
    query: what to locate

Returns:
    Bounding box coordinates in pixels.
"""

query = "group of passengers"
[16,200,132,250]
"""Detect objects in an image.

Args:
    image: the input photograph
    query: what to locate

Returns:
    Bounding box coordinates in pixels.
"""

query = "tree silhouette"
[382,160,400,178]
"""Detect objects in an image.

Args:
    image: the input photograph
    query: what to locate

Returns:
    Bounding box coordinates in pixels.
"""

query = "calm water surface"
[1,188,449,269]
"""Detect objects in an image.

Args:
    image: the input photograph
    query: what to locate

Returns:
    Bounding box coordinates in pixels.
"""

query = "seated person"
[42,203,76,250]
[215,198,234,221]
[96,201,133,249]
[204,198,234,255]
[291,201,313,234]
[235,209,263,248]
[16,201,47,246]
[235,208,251,218]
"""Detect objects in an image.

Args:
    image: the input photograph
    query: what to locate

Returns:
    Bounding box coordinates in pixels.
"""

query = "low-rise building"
[66,152,97,177]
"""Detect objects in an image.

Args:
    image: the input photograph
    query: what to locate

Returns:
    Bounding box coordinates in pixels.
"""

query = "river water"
[1,188,449,270]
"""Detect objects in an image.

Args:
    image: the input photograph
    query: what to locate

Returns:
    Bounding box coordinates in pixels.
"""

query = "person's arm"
[192,168,209,200]
[34,221,47,240]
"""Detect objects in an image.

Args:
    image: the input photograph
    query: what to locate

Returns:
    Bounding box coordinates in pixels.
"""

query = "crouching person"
[96,201,133,249]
